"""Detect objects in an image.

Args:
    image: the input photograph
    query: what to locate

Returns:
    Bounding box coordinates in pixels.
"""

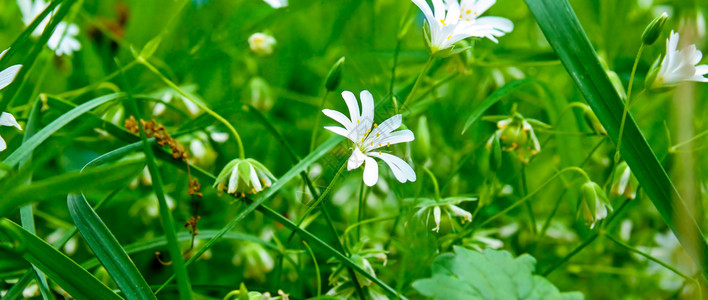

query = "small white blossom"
[413,197,476,232]
[214,158,276,195]
[652,31,708,88]
[0,112,22,152]
[263,0,287,8]
[248,32,277,56]
[0,48,22,91]
[323,90,416,186]
[411,0,513,54]
[17,0,82,56]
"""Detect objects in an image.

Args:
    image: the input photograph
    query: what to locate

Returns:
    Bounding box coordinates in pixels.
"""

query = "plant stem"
[423,167,441,200]
[613,44,644,164]
[302,241,322,297]
[398,56,434,113]
[140,59,246,159]
[310,90,330,152]
[357,180,366,241]
[520,166,537,235]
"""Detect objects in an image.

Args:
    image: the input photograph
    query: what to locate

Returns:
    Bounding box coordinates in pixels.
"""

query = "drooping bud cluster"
[580,181,612,229]
[125,116,187,160]
[214,158,276,197]
[610,162,639,199]
[486,113,542,163]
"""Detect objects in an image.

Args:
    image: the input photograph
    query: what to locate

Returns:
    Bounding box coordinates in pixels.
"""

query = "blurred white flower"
[0,48,23,91]
[17,0,81,56]
[263,0,287,8]
[637,231,697,293]
[0,112,22,152]
[411,0,513,54]
[248,32,276,56]
[152,86,201,116]
[651,31,708,88]
[323,90,416,186]
[232,242,274,282]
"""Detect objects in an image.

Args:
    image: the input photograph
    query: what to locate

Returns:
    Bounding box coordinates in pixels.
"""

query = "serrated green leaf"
[413,247,583,300]
[68,194,156,300]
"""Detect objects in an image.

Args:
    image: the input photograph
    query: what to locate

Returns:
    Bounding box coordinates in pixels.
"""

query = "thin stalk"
[604,233,702,299]
[302,241,321,298]
[357,180,366,240]
[320,200,366,300]
[539,138,606,237]
[422,167,441,200]
[613,44,644,164]
[310,91,330,152]
[140,59,246,159]
[398,56,434,113]
[520,166,537,235]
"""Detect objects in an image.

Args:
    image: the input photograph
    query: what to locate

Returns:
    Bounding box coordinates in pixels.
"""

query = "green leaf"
[524,0,708,275]
[68,194,156,300]
[0,160,143,217]
[0,219,122,300]
[461,79,533,134]
[2,93,125,169]
[413,247,583,299]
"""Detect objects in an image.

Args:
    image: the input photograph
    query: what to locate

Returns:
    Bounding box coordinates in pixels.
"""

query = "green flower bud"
[610,162,639,199]
[500,120,527,150]
[247,77,273,111]
[214,158,276,196]
[642,12,669,45]
[325,56,345,91]
[645,55,664,90]
[581,104,606,135]
[580,181,612,229]
[489,133,502,172]
[416,116,431,158]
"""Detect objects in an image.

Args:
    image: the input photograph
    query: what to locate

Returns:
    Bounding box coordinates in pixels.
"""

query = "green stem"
[140,59,246,159]
[398,56,434,113]
[613,44,644,164]
[310,91,330,152]
[302,241,322,298]
[539,138,606,237]
[423,167,441,200]
[480,167,590,227]
[520,166,537,235]
[357,180,366,241]
[320,199,366,299]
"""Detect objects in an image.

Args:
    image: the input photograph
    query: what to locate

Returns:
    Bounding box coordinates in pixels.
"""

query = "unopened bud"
[489,134,502,171]
[416,116,431,158]
[325,56,345,91]
[581,104,606,135]
[642,12,669,45]
[580,181,611,229]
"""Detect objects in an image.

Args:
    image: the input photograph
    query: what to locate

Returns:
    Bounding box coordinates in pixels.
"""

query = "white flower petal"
[0,112,22,130]
[362,156,379,186]
[0,48,8,60]
[466,0,496,18]
[411,0,436,25]
[228,161,241,193]
[0,65,22,91]
[431,0,446,21]
[444,0,461,25]
[249,164,262,192]
[372,152,416,183]
[0,135,6,152]
[341,91,361,124]
[432,206,441,232]
[369,130,415,150]
[359,90,375,129]
[348,147,366,171]
[324,126,357,143]
[474,16,514,33]
[323,109,353,131]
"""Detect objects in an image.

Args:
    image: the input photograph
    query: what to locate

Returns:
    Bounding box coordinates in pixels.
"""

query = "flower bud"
[488,133,502,171]
[580,181,612,229]
[610,162,639,199]
[645,55,663,90]
[415,116,431,158]
[248,32,276,56]
[325,56,345,91]
[246,77,274,111]
[499,119,527,150]
[642,12,669,45]
[214,158,276,196]
[581,104,606,135]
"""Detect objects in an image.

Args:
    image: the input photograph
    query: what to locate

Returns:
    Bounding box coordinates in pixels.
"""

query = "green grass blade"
[122,76,193,299]
[461,79,534,134]
[2,93,125,169]
[0,219,123,300]
[0,160,143,217]
[68,194,157,300]
[524,0,708,275]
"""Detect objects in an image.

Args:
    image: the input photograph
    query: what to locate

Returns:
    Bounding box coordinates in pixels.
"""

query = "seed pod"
[325,56,345,91]
[642,12,669,45]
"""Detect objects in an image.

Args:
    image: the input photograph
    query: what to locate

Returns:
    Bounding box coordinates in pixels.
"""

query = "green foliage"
[413,247,584,300]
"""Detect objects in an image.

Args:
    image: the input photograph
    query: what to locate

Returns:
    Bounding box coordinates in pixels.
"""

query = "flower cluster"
[649,30,708,89]
[214,158,276,196]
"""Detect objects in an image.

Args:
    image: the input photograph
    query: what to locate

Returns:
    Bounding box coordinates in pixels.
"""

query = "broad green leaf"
[413,247,583,299]
[0,219,122,300]
[2,93,125,169]
[68,194,157,300]
[524,0,708,275]
[461,79,533,134]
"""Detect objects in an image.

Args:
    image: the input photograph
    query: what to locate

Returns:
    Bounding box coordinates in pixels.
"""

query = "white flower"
[214,158,276,195]
[411,0,513,54]
[323,90,416,186]
[248,32,276,56]
[652,30,708,88]
[17,0,81,56]
[152,86,201,116]
[0,48,22,91]
[413,197,476,232]
[0,112,22,152]
[262,0,287,8]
